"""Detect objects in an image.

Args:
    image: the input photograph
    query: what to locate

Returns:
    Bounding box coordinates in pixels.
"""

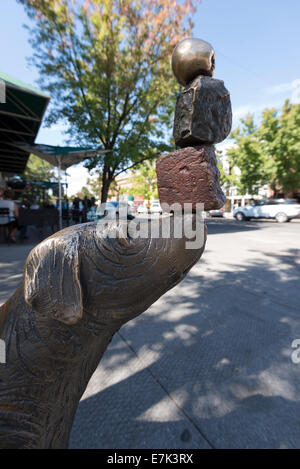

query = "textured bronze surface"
[172,38,215,86]
[0,217,206,448]
[173,75,232,147]
[156,146,226,211]
[0,35,229,449]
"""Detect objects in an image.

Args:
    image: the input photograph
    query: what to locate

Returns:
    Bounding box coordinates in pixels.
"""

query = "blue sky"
[1,0,300,193]
[194,0,300,122]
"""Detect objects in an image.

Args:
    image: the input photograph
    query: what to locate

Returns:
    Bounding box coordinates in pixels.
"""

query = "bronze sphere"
[172,38,215,86]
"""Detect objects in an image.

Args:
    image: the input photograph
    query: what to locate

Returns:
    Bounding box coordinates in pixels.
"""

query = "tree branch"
[114,155,156,177]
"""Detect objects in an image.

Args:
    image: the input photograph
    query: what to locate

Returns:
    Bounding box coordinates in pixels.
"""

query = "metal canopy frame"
[0,72,112,230]
[15,143,111,230]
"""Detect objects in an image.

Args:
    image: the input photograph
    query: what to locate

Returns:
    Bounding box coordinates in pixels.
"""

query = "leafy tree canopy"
[73,185,94,199]
[130,161,158,200]
[23,153,58,182]
[259,100,300,195]
[18,0,200,201]
[225,101,300,196]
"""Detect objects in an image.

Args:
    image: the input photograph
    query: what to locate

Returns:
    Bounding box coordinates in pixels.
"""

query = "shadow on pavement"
[206,217,300,236]
[70,248,300,449]
[206,218,272,235]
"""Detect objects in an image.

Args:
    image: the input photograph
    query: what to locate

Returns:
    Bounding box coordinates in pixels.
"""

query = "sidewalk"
[0,224,56,305]
[1,219,300,449]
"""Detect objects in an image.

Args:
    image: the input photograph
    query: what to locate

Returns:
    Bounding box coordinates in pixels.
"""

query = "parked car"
[97,201,132,218]
[137,204,148,215]
[150,202,163,214]
[208,208,225,217]
[233,199,300,223]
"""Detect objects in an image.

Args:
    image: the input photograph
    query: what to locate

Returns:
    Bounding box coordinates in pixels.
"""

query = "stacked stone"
[156,38,232,211]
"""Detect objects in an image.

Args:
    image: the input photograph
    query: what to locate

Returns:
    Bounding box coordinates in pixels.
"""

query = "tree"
[226,114,275,195]
[228,102,300,197]
[23,153,58,182]
[86,175,102,198]
[130,161,158,200]
[259,100,300,196]
[73,185,93,199]
[19,154,59,207]
[18,0,200,202]
[216,148,239,193]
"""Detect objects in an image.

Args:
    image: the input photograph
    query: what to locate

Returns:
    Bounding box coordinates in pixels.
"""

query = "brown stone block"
[156,145,226,211]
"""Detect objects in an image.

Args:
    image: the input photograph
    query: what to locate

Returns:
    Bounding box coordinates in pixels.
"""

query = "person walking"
[0,190,19,243]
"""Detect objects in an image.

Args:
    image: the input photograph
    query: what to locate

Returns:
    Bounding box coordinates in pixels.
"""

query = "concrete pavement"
[0,219,300,448]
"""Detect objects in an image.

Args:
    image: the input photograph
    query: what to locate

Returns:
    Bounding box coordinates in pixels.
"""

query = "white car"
[208,208,225,217]
[233,199,300,223]
[150,202,162,214]
[137,204,148,214]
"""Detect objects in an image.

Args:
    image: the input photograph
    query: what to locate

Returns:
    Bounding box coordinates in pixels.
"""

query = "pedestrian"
[0,190,20,243]
[72,197,80,223]
[62,196,69,224]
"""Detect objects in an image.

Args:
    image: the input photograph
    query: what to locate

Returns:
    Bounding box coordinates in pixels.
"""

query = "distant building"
[108,171,144,204]
[225,184,270,211]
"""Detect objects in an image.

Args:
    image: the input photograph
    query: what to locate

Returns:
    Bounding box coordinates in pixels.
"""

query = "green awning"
[0,71,50,173]
[27,180,60,189]
[7,178,59,190]
[15,143,111,170]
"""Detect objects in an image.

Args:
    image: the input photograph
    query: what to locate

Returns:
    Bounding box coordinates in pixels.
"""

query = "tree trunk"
[101,169,113,203]
[270,182,278,199]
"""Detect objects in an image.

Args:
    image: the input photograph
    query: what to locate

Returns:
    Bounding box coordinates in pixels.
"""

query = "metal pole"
[58,157,62,231]
[65,170,69,227]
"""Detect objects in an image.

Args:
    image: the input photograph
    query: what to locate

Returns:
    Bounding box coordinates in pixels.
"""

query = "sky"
[1,0,300,194]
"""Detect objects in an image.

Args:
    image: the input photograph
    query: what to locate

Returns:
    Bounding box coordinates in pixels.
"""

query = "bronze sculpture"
[0,37,231,448]
[0,217,206,448]
[172,38,216,85]
[156,37,231,211]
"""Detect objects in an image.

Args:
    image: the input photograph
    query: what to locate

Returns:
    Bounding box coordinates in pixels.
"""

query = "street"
[70,218,300,449]
[1,218,300,448]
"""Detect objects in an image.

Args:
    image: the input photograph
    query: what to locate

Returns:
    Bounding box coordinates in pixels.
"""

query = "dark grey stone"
[173,76,232,147]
